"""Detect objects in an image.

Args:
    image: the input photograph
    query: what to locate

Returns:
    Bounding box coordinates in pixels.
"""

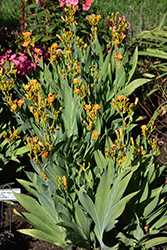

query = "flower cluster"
[3,126,20,143]
[105,12,131,45]
[49,43,63,65]
[0,65,16,93]
[23,79,61,129]
[59,0,94,11]
[86,14,101,42]
[105,128,127,171]
[73,77,89,99]
[83,103,101,130]
[56,175,67,193]
[25,134,52,165]
[112,95,138,127]
[0,50,36,76]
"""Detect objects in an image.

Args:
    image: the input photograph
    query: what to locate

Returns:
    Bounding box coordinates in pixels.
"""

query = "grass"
[91,0,167,40]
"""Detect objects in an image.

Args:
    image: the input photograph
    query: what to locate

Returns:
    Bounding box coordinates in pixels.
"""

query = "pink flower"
[107,48,111,54]
[127,21,131,28]
[66,0,78,5]
[59,0,66,7]
[6,49,12,54]
[82,0,94,10]
[36,0,44,6]
[9,54,17,61]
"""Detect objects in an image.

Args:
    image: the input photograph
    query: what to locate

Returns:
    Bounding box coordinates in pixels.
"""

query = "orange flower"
[119,127,123,137]
[66,50,71,56]
[74,89,80,94]
[144,225,149,232]
[111,98,117,105]
[113,39,121,45]
[93,104,101,111]
[51,43,58,50]
[116,54,123,60]
[33,137,38,143]
[121,157,126,163]
[22,41,30,47]
[84,104,91,111]
[96,15,101,21]
[22,31,32,38]
[73,78,78,84]
[29,106,33,112]
[35,48,41,54]
[117,95,124,101]
[34,111,39,118]
[42,150,48,159]
[24,83,31,91]
[141,125,147,131]
[17,99,24,106]
[43,174,47,180]
[38,141,44,147]
[93,130,100,138]
[11,104,17,110]
[63,176,67,186]
[48,94,55,103]
[30,79,37,84]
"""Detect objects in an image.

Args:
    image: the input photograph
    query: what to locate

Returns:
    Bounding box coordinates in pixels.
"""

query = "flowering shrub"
[1,3,167,250]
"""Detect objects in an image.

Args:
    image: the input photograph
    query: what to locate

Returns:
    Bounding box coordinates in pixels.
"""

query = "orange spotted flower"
[93,130,100,138]
[74,89,80,94]
[84,104,91,111]
[42,150,49,159]
[17,99,24,106]
[116,54,123,60]
[48,94,55,103]
[93,104,101,111]
[11,104,17,110]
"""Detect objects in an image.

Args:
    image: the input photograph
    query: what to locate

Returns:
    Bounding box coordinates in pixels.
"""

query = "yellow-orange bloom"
[113,39,121,45]
[30,79,37,84]
[33,137,38,143]
[48,94,55,103]
[66,50,71,56]
[34,111,39,118]
[22,41,30,47]
[11,104,17,110]
[22,31,32,38]
[35,48,41,54]
[121,157,126,163]
[84,104,91,111]
[42,151,48,158]
[117,95,124,101]
[117,54,123,60]
[63,176,67,186]
[74,89,80,94]
[96,15,101,21]
[73,78,78,85]
[29,106,33,112]
[51,43,58,49]
[141,125,147,131]
[38,141,44,147]
[93,104,101,111]
[119,127,123,137]
[24,83,31,91]
[93,130,100,138]
[144,225,149,232]
[17,99,24,106]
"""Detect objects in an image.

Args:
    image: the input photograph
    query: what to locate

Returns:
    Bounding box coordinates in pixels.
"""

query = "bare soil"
[0,201,63,250]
